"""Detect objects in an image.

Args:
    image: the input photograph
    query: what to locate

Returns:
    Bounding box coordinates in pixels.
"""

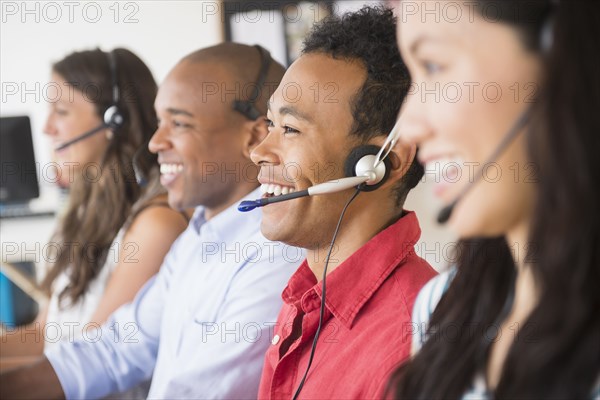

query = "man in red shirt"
[249,6,437,399]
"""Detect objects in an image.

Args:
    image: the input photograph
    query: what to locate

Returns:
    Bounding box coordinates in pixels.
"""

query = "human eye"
[172,119,192,129]
[283,125,300,135]
[420,60,445,77]
[51,103,68,116]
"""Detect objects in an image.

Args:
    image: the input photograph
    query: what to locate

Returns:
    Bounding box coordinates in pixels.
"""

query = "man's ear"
[370,137,417,186]
[242,117,268,159]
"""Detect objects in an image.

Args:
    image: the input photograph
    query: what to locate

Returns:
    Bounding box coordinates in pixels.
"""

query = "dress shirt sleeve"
[44,247,177,399]
[157,251,294,399]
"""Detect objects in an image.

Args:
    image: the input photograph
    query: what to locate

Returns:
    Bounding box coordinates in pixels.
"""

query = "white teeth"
[261,183,295,196]
[160,163,183,175]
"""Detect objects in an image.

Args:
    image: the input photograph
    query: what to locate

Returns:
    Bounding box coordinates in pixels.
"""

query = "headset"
[238,130,395,400]
[52,50,150,187]
[233,45,273,121]
[234,43,398,399]
[54,50,125,152]
[238,144,392,212]
[104,50,125,129]
[136,45,274,187]
[437,5,555,224]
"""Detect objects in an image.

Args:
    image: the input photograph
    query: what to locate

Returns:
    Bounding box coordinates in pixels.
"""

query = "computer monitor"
[0,116,40,204]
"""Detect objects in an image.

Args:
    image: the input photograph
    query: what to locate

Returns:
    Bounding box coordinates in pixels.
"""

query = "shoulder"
[233,232,303,285]
[125,198,189,239]
[114,199,190,272]
[411,267,457,354]
[392,253,438,301]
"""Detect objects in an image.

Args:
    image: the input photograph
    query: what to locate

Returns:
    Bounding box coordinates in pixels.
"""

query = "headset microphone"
[238,175,374,211]
[54,51,124,152]
[54,106,123,151]
[436,107,532,224]
[238,145,390,212]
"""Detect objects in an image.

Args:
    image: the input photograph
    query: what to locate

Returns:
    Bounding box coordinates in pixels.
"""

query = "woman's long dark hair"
[393,1,600,398]
[41,48,162,307]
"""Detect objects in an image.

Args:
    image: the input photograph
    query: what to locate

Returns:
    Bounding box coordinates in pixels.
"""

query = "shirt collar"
[191,187,263,241]
[282,211,422,329]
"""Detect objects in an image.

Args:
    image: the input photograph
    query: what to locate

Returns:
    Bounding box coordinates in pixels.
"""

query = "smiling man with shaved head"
[0,43,302,399]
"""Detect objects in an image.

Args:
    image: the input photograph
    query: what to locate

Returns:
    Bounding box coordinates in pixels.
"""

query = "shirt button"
[271,334,280,345]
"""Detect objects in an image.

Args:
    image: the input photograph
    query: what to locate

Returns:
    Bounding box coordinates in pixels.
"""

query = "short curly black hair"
[302,5,424,206]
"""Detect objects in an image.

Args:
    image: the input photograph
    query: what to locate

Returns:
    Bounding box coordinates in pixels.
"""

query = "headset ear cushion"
[344,144,391,192]
[104,105,125,129]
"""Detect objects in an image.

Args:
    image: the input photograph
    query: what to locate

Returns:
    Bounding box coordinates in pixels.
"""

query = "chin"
[57,178,70,189]
[450,211,508,240]
[260,220,283,242]
[449,202,484,238]
[260,219,301,247]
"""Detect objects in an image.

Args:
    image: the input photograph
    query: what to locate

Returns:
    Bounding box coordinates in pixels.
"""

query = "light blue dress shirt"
[45,188,303,399]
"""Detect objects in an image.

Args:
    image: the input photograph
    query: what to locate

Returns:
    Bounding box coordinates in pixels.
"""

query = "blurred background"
[1,1,455,285]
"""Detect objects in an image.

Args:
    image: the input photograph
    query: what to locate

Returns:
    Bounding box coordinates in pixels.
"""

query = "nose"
[396,91,433,147]
[148,123,171,154]
[43,112,58,137]
[250,129,281,167]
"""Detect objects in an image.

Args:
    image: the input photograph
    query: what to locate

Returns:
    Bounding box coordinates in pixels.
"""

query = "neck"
[505,219,538,318]
[306,201,402,280]
[506,219,531,272]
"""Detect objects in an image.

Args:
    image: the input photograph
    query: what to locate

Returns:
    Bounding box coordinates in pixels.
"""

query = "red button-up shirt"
[258,211,437,399]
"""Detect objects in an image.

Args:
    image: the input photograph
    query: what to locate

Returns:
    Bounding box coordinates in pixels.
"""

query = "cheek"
[309,148,348,183]
[72,132,110,166]
[427,95,477,155]
[429,85,508,163]
[449,134,534,238]
[54,119,78,140]
[281,149,319,184]
[450,179,531,238]
[184,141,232,184]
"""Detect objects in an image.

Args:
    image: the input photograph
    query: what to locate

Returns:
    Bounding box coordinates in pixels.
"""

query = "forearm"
[0,357,64,399]
[1,323,45,358]
[39,283,162,399]
[1,309,47,358]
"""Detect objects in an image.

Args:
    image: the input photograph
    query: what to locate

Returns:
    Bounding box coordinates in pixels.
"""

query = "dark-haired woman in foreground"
[392,1,599,398]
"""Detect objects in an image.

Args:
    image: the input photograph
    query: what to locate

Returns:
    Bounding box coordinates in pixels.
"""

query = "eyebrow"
[166,107,194,118]
[267,102,313,123]
[409,35,447,55]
